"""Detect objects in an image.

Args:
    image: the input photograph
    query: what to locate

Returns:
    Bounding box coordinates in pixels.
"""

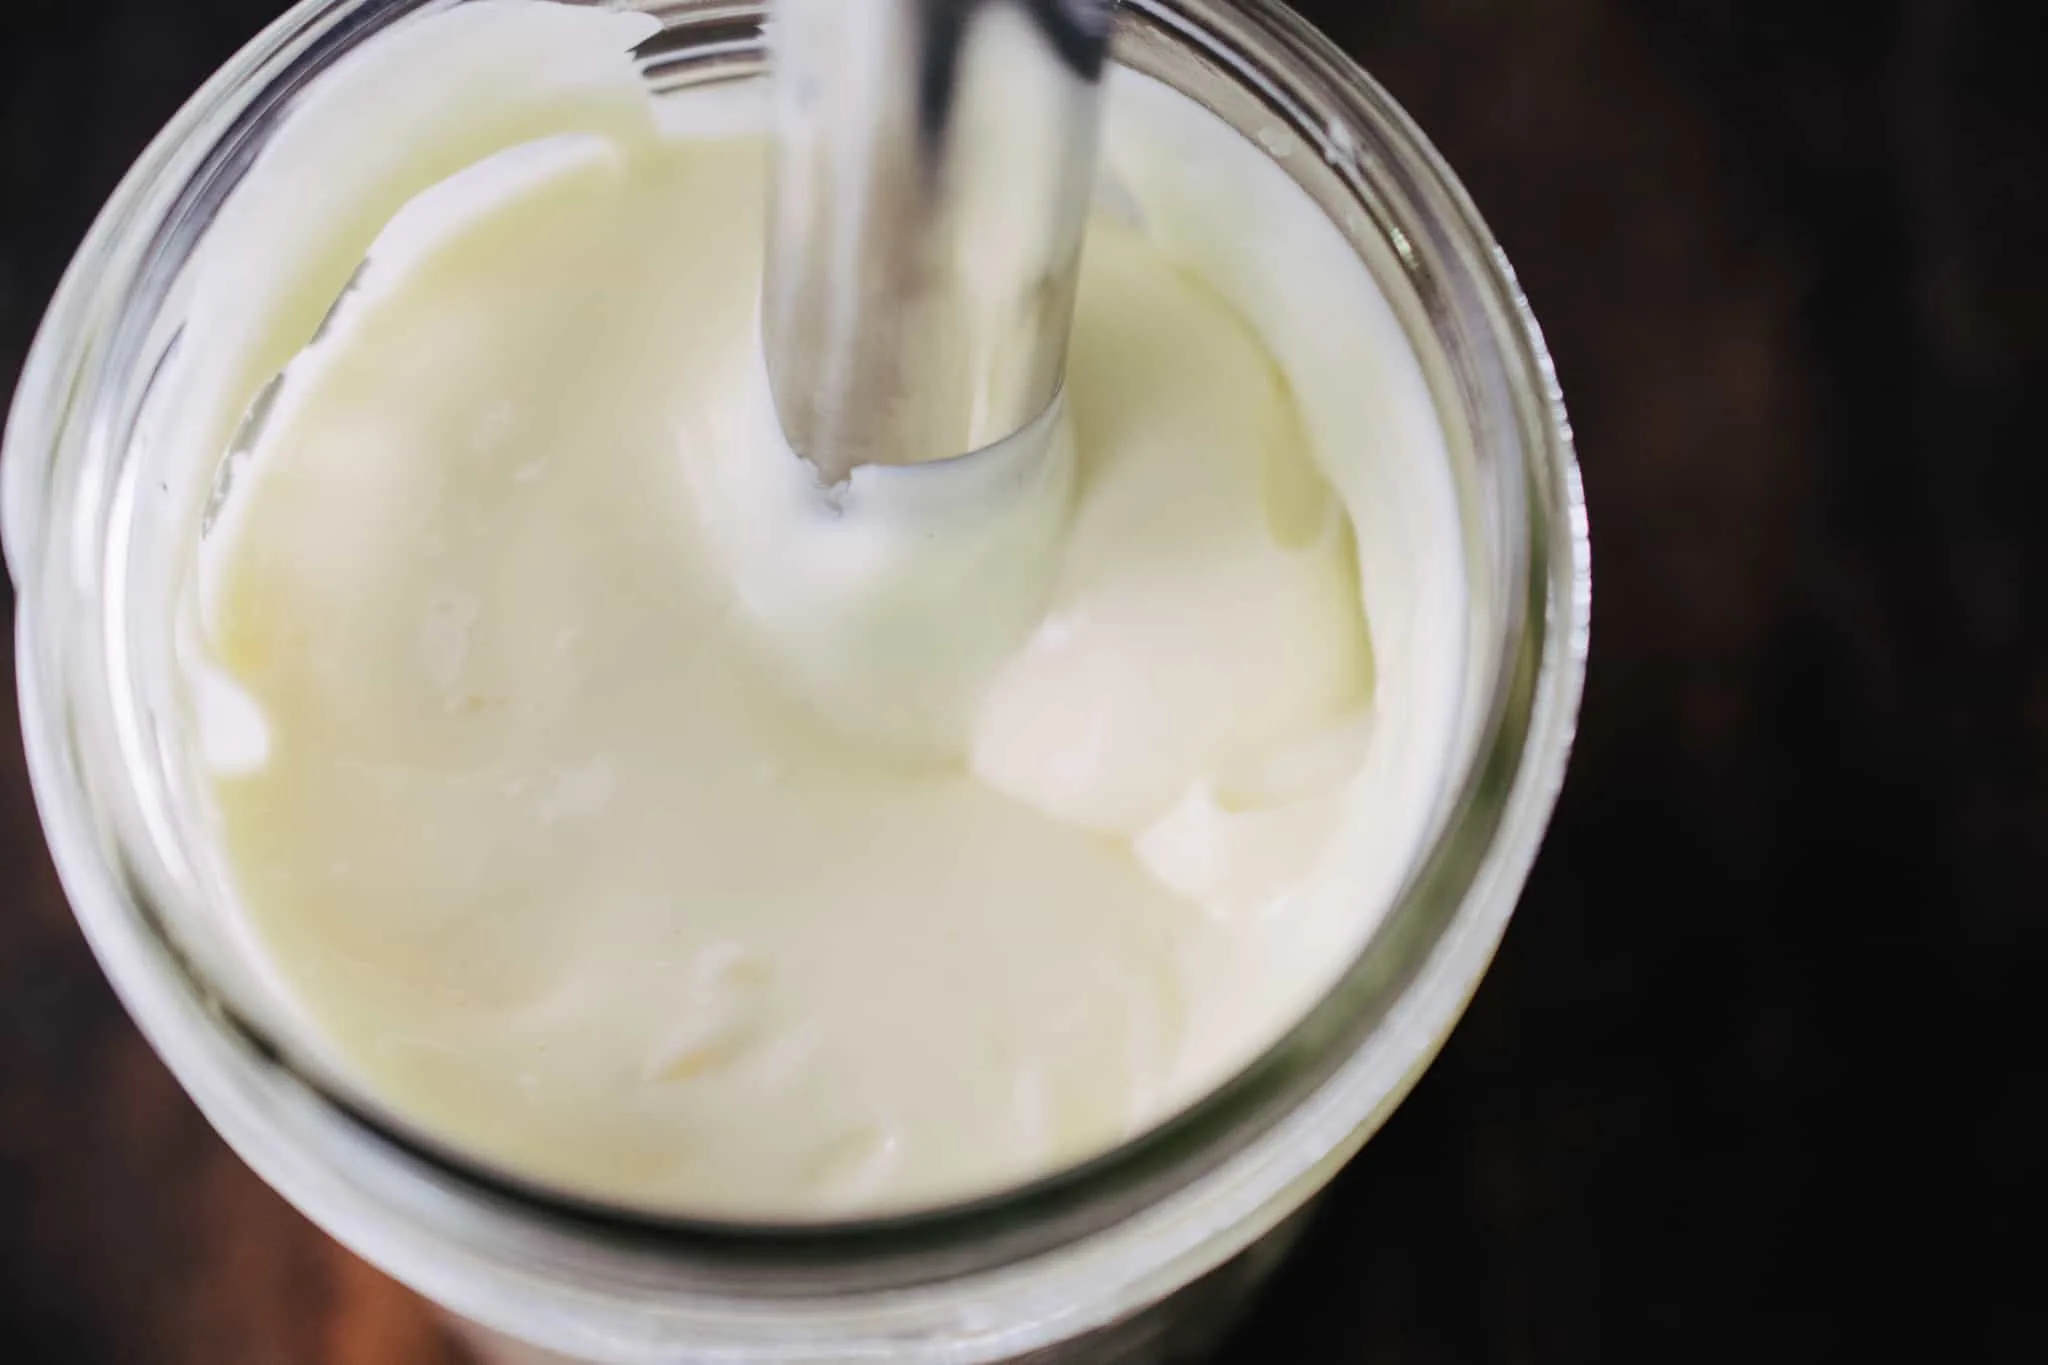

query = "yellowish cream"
[177,1,1466,1218]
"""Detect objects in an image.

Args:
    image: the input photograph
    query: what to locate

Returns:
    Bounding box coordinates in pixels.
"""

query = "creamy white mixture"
[167,0,1466,1218]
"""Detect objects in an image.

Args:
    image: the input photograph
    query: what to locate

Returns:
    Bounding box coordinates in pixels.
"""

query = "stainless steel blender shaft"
[763,0,1114,483]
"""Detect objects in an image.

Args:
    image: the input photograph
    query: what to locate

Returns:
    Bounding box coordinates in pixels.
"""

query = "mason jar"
[1,0,1589,1359]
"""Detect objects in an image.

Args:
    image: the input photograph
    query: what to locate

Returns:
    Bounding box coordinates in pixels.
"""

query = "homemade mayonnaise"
[174,0,1466,1218]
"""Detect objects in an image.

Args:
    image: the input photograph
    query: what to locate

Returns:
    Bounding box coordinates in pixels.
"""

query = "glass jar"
[1,0,1589,1360]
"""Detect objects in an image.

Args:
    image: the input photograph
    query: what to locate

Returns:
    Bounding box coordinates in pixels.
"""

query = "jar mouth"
[3,0,1586,1333]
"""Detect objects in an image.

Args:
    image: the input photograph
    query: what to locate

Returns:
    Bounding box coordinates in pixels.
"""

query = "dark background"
[4,1,2044,1360]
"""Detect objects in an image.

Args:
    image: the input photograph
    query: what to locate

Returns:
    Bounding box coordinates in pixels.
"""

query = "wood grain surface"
[3,1,2043,1360]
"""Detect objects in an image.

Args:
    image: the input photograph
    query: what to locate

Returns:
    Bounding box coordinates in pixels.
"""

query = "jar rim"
[2,0,1587,1352]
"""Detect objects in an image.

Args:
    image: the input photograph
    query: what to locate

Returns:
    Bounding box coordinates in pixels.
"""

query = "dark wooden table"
[4,2,2043,1360]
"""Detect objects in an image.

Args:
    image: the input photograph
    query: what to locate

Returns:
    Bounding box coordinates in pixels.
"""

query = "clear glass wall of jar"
[1,1,1588,1360]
